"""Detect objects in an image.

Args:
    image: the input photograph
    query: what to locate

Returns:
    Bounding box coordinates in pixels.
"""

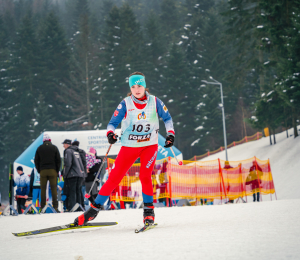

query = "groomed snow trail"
[1,199,300,260]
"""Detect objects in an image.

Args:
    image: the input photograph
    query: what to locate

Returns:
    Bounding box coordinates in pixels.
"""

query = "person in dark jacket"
[29,166,41,212]
[34,133,61,212]
[13,166,30,213]
[85,147,102,201]
[72,140,87,208]
[63,139,85,211]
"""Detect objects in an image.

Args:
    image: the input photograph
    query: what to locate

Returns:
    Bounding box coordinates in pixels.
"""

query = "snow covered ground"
[1,128,300,260]
[1,199,300,260]
[201,127,300,200]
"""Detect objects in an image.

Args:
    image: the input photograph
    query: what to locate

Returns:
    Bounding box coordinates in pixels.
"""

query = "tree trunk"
[86,54,91,125]
[269,131,272,145]
[100,85,103,123]
[273,129,276,144]
[292,109,298,138]
[294,124,298,138]
[258,48,264,93]
[286,129,289,138]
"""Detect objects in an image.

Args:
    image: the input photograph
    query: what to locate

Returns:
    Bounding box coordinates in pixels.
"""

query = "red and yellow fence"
[189,132,263,161]
[107,155,276,204]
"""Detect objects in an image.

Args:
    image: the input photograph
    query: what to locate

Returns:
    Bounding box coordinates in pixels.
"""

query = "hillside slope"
[200,128,300,200]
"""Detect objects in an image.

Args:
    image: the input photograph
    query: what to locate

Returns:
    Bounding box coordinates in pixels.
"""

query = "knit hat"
[89,147,96,155]
[17,166,23,172]
[43,133,51,142]
[129,74,146,88]
[72,141,80,146]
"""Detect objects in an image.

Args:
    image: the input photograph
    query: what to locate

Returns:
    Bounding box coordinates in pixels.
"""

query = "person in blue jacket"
[13,166,30,213]
[29,167,41,212]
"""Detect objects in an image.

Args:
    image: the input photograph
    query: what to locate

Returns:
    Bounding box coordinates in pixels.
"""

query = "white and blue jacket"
[13,173,30,196]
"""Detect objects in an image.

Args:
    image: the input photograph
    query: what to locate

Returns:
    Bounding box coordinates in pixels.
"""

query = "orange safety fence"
[189,132,263,161]
[107,155,276,204]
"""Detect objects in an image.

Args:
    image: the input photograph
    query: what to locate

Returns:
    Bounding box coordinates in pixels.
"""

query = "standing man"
[13,166,30,213]
[72,140,87,208]
[34,134,61,212]
[63,139,85,211]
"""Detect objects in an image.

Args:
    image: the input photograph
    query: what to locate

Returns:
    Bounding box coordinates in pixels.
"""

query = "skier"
[74,71,175,226]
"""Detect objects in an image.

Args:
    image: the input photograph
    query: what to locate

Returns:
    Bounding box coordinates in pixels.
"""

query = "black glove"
[164,135,174,148]
[107,132,118,144]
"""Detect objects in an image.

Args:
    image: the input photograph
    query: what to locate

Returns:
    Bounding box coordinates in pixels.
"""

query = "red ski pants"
[99,144,158,198]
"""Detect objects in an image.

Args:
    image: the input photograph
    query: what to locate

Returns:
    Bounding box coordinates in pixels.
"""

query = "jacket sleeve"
[64,149,73,178]
[26,175,30,196]
[107,100,127,135]
[55,146,61,173]
[34,148,40,173]
[156,97,175,136]
[13,176,17,187]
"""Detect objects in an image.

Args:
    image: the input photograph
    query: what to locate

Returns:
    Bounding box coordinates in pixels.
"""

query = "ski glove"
[107,132,118,144]
[164,135,175,148]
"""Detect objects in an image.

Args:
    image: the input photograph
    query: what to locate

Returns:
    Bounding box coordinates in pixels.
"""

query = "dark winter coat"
[76,147,87,175]
[86,161,102,182]
[34,141,61,173]
[63,146,85,179]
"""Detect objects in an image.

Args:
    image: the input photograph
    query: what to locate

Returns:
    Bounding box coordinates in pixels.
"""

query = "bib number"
[132,124,150,133]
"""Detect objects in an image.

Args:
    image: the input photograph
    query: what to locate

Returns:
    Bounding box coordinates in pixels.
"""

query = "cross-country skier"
[74,71,175,226]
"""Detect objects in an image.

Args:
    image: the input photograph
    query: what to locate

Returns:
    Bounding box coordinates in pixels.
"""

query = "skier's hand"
[24,195,28,199]
[164,135,175,148]
[107,132,118,144]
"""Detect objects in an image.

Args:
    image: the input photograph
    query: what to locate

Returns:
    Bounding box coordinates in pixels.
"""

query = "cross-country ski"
[12,222,118,237]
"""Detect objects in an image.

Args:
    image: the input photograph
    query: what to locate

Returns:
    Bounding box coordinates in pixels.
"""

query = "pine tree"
[38,11,77,130]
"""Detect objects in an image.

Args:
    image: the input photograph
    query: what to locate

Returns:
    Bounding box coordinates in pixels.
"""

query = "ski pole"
[170,147,182,165]
[85,143,113,201]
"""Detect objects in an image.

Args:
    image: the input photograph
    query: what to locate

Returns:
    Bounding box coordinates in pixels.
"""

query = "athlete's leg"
[139,144,158,224]
[139,144,158,202]
[94,146,141,205]
[74,146,141,226]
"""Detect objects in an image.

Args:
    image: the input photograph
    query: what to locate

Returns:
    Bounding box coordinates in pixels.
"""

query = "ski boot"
[74,201,103,226]
[143,203,155,225]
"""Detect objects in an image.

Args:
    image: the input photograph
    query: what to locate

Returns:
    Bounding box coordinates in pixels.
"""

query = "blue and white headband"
[129,75,146,88]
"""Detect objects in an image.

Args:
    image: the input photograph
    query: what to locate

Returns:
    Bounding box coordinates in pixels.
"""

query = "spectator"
[34,134,61,212]
[246,161,263,202]
[29,167,41,212]
[63,139,85,211]
[72,140,87,208]
[223,161,234,204]
[13,166,30,214]
[85,147,102,201]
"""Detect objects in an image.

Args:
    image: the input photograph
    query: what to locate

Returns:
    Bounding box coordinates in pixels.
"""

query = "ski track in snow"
[1,200,300,260]
[1,128,300,260]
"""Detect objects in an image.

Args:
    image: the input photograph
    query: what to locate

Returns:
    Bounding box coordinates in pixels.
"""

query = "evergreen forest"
[1,0,300,199]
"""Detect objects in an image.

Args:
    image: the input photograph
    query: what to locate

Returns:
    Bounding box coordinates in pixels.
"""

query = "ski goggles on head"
[129,75,146,88]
